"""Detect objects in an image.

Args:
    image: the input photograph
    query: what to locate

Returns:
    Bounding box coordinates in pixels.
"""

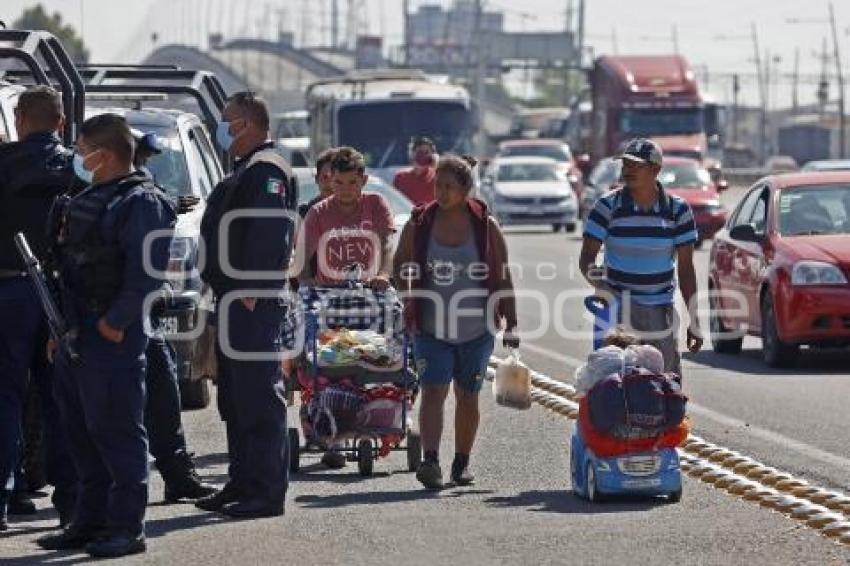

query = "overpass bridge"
[139,42,515,142]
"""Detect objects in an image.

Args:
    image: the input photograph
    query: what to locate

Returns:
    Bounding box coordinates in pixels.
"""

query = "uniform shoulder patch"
[266,177,285,195]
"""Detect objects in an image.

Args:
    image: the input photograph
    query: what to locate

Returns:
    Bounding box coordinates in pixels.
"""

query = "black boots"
[159,452,217,503]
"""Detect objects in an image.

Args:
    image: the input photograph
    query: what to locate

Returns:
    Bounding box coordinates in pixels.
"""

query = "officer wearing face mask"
[36,113,176,558]
[0,86,81,531]
[392,136,438,206]
[197,92,296,519]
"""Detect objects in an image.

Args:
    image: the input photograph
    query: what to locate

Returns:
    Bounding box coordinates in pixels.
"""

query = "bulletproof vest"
[200,147,298,294]
[0,136,76,271]
[56,175,148,315]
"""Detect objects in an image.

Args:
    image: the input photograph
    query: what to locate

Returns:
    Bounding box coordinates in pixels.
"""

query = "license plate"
[621,478,662,489]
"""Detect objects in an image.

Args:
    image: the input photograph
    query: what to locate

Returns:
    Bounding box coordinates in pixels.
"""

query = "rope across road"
[487,357,850,546]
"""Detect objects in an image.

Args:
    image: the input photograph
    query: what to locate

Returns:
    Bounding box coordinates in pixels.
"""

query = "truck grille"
[617,455,661,477]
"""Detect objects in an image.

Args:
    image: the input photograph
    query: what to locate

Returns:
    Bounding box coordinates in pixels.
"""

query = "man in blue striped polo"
[579,138,703,374]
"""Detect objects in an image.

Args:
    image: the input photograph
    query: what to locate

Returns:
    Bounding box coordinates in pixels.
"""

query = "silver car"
[482,156,578,232]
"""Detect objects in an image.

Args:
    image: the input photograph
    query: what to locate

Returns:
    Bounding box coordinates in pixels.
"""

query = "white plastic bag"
[494,350,532,410]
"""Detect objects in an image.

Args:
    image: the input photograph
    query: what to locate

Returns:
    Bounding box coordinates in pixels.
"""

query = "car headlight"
[791,261,848,286]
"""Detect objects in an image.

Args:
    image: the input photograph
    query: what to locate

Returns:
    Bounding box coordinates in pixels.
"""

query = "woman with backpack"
[394,155,518,489]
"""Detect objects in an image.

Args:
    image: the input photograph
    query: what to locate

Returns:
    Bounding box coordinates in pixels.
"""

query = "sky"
[5,0,850,108]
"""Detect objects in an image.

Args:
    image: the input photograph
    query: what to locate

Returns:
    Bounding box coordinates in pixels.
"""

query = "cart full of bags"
[285,283,421,476]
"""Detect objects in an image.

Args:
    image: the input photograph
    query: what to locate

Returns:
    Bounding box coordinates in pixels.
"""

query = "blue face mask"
[73,152,94,184]
[216,121,234,152]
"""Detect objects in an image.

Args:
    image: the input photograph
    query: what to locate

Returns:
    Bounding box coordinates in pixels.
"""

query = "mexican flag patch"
[266,178,284,194]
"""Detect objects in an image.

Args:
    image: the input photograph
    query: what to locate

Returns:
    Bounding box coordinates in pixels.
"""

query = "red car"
[658,156,729,245]
[708,172,850,367]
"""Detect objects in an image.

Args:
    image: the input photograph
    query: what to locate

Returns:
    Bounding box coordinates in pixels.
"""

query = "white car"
[482,156,578,232]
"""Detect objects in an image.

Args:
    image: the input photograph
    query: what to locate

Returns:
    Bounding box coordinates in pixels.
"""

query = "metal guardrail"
[0,29,85,144]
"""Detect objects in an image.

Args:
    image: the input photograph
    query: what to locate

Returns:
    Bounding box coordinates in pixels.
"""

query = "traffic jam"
[1,0,850,563]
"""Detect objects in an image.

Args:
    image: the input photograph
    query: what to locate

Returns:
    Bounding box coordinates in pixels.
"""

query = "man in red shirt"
[393,136,437,206]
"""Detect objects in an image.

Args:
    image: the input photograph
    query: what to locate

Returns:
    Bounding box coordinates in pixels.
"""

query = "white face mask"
[73,150,102,184]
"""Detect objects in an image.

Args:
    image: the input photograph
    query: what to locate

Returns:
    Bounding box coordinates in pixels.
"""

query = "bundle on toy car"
[571,298,687,503]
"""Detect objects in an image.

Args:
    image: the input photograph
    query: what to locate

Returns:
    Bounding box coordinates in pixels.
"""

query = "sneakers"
[320,451,347,469]
[451,454,475,486]
[415,460,444,490]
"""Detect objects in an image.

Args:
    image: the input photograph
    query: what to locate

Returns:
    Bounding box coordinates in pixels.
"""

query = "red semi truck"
[589,54,717,164]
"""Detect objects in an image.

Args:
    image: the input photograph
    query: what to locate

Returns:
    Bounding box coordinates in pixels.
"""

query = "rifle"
[14,232,79,362]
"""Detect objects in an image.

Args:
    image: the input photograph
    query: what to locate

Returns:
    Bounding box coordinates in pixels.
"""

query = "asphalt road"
[2,185,850,564]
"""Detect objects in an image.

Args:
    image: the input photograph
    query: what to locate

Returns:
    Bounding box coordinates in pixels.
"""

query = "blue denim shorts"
[414,332,495,393]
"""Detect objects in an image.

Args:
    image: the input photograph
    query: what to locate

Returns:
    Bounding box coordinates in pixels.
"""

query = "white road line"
[519,340,850,472]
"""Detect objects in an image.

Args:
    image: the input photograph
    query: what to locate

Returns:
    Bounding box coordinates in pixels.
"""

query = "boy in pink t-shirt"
[293,147,395,469]
[297,146,395,288]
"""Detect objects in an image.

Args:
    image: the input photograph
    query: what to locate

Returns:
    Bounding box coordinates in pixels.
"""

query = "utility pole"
[732,73,740,144]
[829,1,845,158]
[750,22,766,161]
[792,47,800,114]
[331,0,339,50]
[403,0,411,66]
[577,0,585,66]
[474,0,486,154]
[672,24,679,55]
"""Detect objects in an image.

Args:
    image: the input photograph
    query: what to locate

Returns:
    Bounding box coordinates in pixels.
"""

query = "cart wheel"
[667,487,683,504]
[357,439,374,476]
[288,427,301,474]
[406,431,422,472]
[586,462,605,503]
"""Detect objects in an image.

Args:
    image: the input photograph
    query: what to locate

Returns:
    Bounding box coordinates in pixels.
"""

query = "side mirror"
[729,224,759,242]
[716,179,729,192]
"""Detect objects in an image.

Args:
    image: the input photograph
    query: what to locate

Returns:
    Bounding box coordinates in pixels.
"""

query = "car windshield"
[658,163,712,188]
[337,101,473,168]
[276,115,309,139]
[296,175,414,217]
[620,108,704,137]
[801,160,850,172]
[136,124,192,197]
[779,185,850,236]
[497,162,562,182]
[501,144,571,162]
[588,159,622,188]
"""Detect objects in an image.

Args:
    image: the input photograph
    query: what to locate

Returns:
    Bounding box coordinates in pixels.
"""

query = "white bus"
[306,69,476,181]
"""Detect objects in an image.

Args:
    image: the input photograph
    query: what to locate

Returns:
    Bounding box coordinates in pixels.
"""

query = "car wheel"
[180,378,211,410]
[667,487,683,503]
[710,290,743,354]
[586,462,606,503]
[552,223,563,233]
[760,293,798,368]
[565,222,576,233]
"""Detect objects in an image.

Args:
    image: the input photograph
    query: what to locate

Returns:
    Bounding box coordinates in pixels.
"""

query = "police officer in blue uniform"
[37,114,176,558]
[0,86,79,531]
[131,130,215,503]
[196,92,296,518]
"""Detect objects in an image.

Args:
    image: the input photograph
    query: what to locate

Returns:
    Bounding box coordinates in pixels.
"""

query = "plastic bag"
[574,346,625,396]
[494,350,532,410]
[191,313,217,381]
